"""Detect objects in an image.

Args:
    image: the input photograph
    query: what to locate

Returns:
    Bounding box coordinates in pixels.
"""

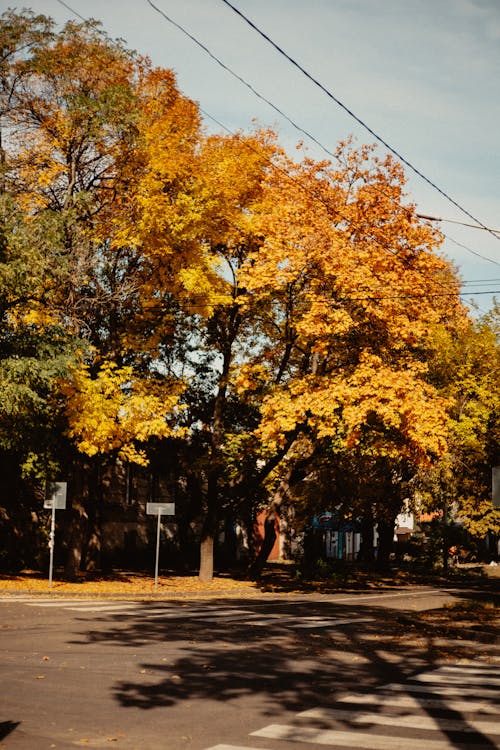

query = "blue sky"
[14,0,500,314]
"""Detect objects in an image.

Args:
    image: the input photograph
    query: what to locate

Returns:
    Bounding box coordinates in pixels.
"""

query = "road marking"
[384,682,500,698]
[324,588,451,604]
[413,671,500,686]
[293,616,374,628]
[334,691,498,714]
[65,604,143,612]
[205,662,500,749]
[144,608,253,620]
[21,601,139,611]
[299,706,499,735]
[251,723,465,748]
[13,599,94,605]
[440,663,500,672]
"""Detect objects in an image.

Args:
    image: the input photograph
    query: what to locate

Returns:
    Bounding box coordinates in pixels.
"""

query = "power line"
[55,0,87,22]
[417,214,500,236]
[143,1,500,274]
[46,2,493,309]
[220,0,500,244]
[443,234,500,269]
[144,0,340,164]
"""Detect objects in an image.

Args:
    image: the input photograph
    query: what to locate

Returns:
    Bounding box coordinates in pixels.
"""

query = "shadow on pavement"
[69,587,499,748]
[0,721,20,741]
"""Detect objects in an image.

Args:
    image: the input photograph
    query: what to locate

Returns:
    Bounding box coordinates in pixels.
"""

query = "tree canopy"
[1,9,498,579]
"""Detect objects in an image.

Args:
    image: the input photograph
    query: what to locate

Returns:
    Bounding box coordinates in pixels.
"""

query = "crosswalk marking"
[440,663,500,672]
[205,662,500,750]
[144,608,253,620]
[0,598,377,630]
[384,681,499,698]
[332,691,498,713]
[299,706,499,734]
[293,616,374,628]
[64,604,146,612]
[413,670,500,686]
[251,723,466,749]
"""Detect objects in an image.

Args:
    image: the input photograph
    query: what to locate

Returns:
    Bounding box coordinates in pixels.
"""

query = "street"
[0,586,499,749]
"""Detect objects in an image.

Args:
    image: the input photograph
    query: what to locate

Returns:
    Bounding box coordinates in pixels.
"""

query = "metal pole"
[154,510,161,590]
[48,503,56,589]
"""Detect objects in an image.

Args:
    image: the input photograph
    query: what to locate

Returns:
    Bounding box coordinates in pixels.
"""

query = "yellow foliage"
[60,362,185,465]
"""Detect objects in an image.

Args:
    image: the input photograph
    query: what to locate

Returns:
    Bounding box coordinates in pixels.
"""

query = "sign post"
[146,502,175,589]
[44,482,67,588]
[493,467,500,509]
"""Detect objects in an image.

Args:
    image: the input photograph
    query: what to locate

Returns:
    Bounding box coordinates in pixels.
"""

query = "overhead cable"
[51,1,497,305]
[220,0,500,243]
[144,1,500,272]
[418,214,500,236]
[145,0,340,163]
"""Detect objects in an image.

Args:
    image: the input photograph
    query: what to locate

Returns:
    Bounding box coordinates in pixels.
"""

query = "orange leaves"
[257,354,449,464]
[341,353,449,461]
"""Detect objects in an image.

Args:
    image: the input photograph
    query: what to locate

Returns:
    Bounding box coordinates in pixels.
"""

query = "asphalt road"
[0,586,499,750]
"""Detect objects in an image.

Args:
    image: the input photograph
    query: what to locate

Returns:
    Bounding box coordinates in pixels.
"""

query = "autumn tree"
[126,116,468,579]
[1,10,473,583]
[218,143,466,575]
[0,12,193,574]
[417,309,500,563]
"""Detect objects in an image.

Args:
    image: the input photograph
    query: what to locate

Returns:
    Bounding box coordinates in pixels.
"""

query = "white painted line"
[187,609,252,618]
[299,706,500,735]
[66,604,141,612]
[293,617,374,628]
[414,672,500,686]
[252,723,456,749]
[336,692,498,714]
[206,746,270,750]
[328,588,449,604]
[438,662,500,677]
[384,682,499,698]
[0,597,61,602]
[22,600,98,606]
[144,609,252,620]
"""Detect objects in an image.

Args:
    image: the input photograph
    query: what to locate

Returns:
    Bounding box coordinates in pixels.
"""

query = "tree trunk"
[64,500,88,580]
[358,508,375,563]
[82,459,102,571]
[198,470,218,582]
[376,516,396,568]
[199,535,214,583]
[247,474,290,580]
[248,511,278,579]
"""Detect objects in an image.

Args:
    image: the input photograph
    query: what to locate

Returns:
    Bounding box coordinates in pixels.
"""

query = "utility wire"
[444,234,500,269]
[418,214,500,236]
[53,0,495,306]
[145,0,340,164]
[220,0,500,243]
[55,0,87,21]
[145,1,500,273]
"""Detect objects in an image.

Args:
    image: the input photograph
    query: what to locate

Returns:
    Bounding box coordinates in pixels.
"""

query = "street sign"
[146,502,175,516]
[44,482,67,510]
[43,482,68,588]
[146,502,175,589]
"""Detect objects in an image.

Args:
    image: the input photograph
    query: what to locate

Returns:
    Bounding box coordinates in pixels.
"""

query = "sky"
[9,0,500,314]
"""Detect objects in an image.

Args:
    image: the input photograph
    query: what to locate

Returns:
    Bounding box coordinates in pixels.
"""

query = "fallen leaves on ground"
[0,570,259,597]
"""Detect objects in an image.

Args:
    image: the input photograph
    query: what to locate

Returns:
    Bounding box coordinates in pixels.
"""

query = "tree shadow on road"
[70,591,499,748]
[0,721,20,741]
